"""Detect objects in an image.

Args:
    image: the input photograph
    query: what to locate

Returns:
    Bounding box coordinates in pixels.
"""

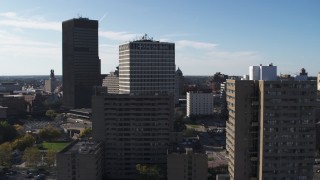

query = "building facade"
[226,78,317,179]
[167,148,207,180]
[186,91,214,117]
[92,93,174,179]
[0,106,7,119]
[102,68,119,94]
[249,64,277,81]
[118,34,175,95]
[62,18,101,108]
[56,140,103,180]
[0,94,26,116]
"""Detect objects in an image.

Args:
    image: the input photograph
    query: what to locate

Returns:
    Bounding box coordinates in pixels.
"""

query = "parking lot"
[24,120,61,131]
[207,150,228,168]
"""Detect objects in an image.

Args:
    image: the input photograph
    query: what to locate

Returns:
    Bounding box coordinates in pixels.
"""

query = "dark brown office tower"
[62,18,101,108]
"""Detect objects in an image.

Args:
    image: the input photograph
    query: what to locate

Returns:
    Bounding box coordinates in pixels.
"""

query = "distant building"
[0,82,22,93]
[294,68,308,81]
[226,66,316,179]
[56,140,103,180]
[167,148,207,180]
[44,69,57,93]
[249,63,277,81]
[92,93,174,179]
[0,106,7,119]
[118,34,175,95]
[186,91,214,117]
[0,94,26,116]
[318,72,320,91]
[175,67,184,104]
[23,92,48,113]
[62,18,101,109]
[102,67,119,94]
[207,72,229,93]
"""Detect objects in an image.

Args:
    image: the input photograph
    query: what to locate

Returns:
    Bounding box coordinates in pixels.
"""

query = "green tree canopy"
[0,121,17,143]
[12,134,35,151]
[79,127,92,138]
[136,164,165,180]
[44,150,56,167]
[39,126,61,141]
[182,128,197,137]
[0,142,12,167]
[45,110,58,120]
[23,147,41,168]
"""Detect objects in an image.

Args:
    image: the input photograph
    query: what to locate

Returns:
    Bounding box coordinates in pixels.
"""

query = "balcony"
[251,101,259,106]
[250,156,258,161]
[251,122,258,126]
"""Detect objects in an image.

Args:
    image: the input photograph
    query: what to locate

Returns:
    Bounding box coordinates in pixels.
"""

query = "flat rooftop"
[69,108,92,114]
[60,140,101,155]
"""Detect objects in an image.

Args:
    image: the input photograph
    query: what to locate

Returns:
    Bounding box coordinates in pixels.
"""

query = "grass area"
[186,124,201,129]
[41,142,70,151]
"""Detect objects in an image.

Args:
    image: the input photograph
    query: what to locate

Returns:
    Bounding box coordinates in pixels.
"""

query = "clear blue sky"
[0,0,319,76]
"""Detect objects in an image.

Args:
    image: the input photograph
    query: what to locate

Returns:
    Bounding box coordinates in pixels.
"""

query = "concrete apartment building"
[186,91,214,117]
[0,94,26,116]
[118,34,175,95]
[249,64,277,81]
[56,140,103,180]
[167,148,207,180]
[62,18,101,109]
[102,68,119,94]
[92,93,174,179]
[226,66,316,180]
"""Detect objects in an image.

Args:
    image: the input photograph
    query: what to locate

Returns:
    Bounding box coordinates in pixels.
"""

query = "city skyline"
[0,0,319,76]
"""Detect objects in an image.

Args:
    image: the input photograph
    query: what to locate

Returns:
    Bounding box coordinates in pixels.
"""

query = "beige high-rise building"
[92,93,174,179]
[56,140,103,180]
[102,68,119,94]
[226,78,317,180]
[118,34,175,95]
[186,91,214,117]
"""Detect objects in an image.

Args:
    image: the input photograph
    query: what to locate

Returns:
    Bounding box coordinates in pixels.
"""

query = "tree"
[45,110,57,120]
[12,134,35,151]
[182,128,197,137]
[79,127,92,138]
[0,142,12,167]
[44,150,56,167]
[27,115,33,121]
[23,147,41,168]
[39,126,61,141]
[136,164,165,180]
[0,121,17,143]
[13,124,24,135]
